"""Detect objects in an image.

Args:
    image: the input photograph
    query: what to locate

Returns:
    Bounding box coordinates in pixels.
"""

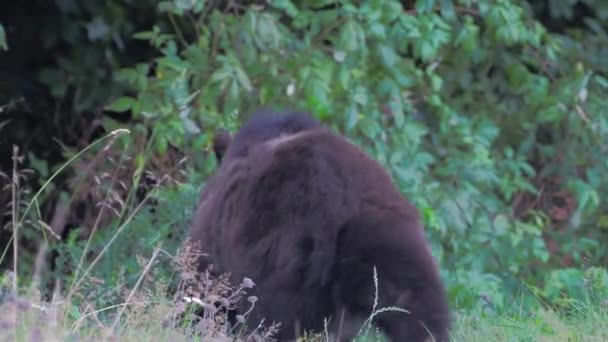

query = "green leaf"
[182,117,201,134]
[369,22,386,40]
[416,0,436,13]
[133,30,155,40]
[419,41,435,61]
[345,105,359,131]
[68,304,81,320]
[353,86,368,105]
[439,0,456,19]
[430,73,443,91]
[156,135,168,155]
[105,97,136,112]
[378,43,398,68]
[210,65,232,84]
[394,70,416,88]
[340,20,363,52]
[537,104,563,123]
[338,67,351,90]
[0,24,7,50]
[234,67,253,92]
[271,0,299,17]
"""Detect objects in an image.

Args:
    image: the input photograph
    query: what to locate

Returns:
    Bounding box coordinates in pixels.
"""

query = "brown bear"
[189,108,450,341]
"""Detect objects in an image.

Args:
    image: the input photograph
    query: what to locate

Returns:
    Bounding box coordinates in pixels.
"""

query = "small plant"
[168,239,280,340]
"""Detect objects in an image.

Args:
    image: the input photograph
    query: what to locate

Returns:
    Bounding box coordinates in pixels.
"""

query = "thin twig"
[110,247,162,332]
[71,300,166,332]
[67,158,186,300]
[72,144,129,287]
[11,145,19,293]
[17,129,130,229]
[168,12,189,48]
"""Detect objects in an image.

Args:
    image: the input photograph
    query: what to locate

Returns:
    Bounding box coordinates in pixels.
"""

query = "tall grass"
[0,132,280,341]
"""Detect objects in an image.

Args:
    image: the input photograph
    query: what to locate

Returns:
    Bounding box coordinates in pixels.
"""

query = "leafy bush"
[50,182,200,298]
[3,1,607,327]
[98,0,608,314]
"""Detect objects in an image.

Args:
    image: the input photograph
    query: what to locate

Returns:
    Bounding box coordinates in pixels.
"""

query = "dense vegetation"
[1,0,607,340]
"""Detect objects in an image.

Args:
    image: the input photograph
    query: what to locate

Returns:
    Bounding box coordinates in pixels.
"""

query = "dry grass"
[0,239,280,342]
[1,268,607,342]
[450,304,608,342]
[0,130,278,341]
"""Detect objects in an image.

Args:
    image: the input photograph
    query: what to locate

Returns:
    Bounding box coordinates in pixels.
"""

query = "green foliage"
[4,0,607,327]
[97,0,608,315]
[535,267,608,310]
[12,1,165,112]
[50,182,200,310]
[0,23,7,50]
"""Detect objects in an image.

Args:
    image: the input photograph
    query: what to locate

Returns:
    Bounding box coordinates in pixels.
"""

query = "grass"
[0,240,281,342]
[1,276,606,342]
[451,304,608,341]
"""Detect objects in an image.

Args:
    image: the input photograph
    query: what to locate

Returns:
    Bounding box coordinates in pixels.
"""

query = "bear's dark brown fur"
[189,108,450,341]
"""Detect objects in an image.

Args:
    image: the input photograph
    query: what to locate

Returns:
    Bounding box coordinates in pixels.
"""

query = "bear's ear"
[213,129,232,163]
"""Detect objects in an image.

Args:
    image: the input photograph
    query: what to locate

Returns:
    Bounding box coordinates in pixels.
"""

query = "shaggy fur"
[189,108,450,341]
